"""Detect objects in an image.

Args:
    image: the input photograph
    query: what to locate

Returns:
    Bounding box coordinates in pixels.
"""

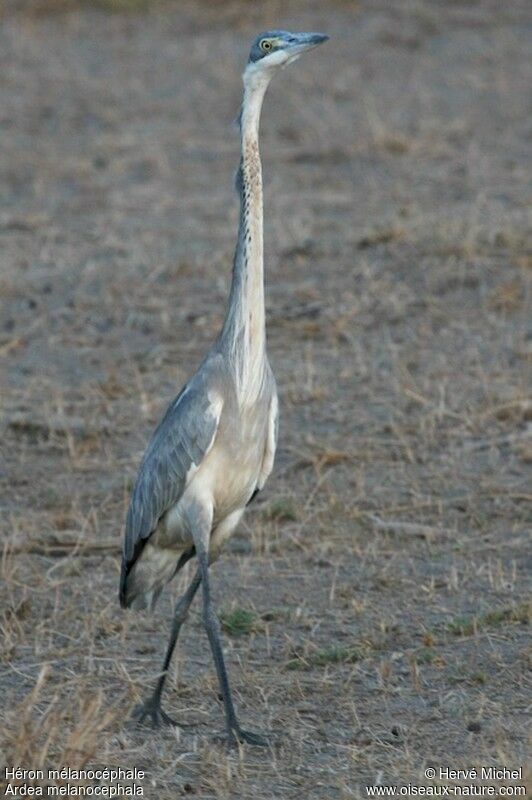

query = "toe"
[131,704,148,725]
[230,727,269,747]
[132,700,177,729]
[160,710,178,727]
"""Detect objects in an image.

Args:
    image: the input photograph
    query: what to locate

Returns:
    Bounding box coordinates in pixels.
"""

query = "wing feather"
[120,378,222,603]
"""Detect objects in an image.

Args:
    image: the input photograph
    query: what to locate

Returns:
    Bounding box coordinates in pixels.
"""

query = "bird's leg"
[134,569,201,728]
[196,544,268,747]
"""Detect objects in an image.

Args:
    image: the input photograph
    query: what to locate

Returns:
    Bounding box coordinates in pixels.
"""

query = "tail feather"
[119,545,194,611]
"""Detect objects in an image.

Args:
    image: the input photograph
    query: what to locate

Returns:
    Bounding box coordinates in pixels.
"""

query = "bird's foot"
[228,725,269,747]
[132,697,178,729]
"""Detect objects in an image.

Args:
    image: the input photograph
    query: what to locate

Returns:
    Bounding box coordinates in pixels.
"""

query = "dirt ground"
[1,0,531,797]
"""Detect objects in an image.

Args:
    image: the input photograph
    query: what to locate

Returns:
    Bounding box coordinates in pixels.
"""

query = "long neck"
[219,69,270,402]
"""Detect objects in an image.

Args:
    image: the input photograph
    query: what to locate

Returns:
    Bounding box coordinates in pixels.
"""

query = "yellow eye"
[260,39,272,52]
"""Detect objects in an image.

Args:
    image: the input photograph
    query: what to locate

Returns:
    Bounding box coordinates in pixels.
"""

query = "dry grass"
[1,0,531,797]
[4,667,117,771]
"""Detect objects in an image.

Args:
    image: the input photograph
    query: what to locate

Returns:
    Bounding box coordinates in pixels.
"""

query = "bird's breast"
[198,400,269,523]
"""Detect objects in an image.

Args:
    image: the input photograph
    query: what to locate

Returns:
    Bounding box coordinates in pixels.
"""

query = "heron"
[120,30,329,746]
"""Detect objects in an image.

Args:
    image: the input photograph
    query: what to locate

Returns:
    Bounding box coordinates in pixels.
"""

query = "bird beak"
[283,32,329,65]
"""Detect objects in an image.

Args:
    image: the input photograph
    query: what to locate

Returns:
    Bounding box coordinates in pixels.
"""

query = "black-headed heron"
[120,29,328,746]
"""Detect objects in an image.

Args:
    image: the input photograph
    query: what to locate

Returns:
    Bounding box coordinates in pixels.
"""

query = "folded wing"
[120,379,223,606]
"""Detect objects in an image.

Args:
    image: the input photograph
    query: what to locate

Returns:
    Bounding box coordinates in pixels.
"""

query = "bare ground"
[0,1,531,797]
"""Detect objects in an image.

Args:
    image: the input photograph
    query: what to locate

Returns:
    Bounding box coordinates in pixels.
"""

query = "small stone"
[467,721,481,733]
[391,724,404,737]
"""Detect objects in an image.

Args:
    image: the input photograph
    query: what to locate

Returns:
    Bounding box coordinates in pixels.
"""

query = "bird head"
[245,30,329,78]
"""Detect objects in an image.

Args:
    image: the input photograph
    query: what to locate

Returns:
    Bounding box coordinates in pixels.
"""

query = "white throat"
[220,63,275,406]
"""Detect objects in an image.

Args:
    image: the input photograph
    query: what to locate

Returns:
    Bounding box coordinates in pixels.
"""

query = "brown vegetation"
[1,0,530,797]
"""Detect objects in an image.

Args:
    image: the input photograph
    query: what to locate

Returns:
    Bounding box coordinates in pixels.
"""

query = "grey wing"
[120,381,223,605]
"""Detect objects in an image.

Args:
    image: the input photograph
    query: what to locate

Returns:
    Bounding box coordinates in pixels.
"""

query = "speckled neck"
[219,68,272,403]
